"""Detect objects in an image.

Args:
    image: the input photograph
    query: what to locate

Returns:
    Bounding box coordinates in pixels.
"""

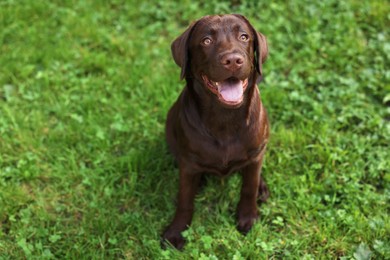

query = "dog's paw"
[161,229,186,250]
[237,210,259,234]
[257,176,270,203]
[257,183,269,203]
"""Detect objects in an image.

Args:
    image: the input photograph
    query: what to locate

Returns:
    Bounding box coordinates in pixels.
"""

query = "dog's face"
[171,14,268,107]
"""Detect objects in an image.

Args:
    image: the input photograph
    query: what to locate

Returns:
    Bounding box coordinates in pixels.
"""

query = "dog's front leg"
[162,167,201,250]
[237,160,262,234]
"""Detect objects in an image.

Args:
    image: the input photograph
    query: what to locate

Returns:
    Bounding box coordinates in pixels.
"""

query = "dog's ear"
[233,14,268,76]
[254,31,268,76]
[171,21,198,80]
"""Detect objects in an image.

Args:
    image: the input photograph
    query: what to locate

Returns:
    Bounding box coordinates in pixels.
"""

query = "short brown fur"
[163,14,270,249]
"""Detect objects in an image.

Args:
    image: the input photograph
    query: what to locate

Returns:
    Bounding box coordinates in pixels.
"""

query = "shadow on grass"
[122,137,179,248]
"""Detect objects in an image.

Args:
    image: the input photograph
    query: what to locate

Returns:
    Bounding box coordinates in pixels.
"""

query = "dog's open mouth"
[202,75,248,106]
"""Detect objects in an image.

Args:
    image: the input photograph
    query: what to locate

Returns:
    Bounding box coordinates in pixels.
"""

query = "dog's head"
[171,14,268,107]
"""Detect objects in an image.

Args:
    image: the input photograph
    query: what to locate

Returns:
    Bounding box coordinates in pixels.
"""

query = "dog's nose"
[221,53,244,71]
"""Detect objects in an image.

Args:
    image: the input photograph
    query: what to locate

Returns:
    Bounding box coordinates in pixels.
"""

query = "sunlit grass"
[0,0,389,258]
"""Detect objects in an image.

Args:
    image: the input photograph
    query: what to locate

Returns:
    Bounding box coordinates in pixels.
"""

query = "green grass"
[0,0,389,259]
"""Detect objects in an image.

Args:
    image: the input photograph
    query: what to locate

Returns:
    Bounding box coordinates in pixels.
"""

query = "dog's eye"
[202,37,212,45]
[239,34,249,41]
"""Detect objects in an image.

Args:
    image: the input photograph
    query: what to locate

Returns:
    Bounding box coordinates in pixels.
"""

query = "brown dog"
[163,14,270,249]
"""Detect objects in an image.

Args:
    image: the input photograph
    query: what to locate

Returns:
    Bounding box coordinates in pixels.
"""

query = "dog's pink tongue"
[218,78,243,102]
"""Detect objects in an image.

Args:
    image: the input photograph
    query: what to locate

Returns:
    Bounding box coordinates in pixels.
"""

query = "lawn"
[0,0,389,259]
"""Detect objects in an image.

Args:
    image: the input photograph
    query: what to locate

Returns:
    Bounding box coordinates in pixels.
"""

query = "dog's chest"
[218,139,244,167]
[192,135,258,176]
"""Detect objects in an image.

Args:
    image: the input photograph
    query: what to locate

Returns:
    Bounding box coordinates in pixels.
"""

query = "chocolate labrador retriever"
[163,14,269,249]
